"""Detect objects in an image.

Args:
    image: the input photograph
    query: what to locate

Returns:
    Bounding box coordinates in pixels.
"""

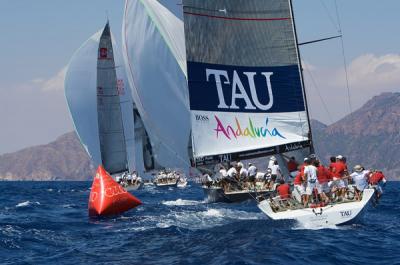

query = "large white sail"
[122,0,191,171]
[182,0,312,164]
[65,23,140,174]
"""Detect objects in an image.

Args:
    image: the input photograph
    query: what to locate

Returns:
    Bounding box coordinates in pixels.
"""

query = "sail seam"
[184,12,290,21]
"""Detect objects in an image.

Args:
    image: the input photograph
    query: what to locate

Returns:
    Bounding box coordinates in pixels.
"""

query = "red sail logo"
[99,47,108,58]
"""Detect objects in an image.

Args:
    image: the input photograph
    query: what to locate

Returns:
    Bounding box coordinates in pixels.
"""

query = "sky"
[0,0,399,154]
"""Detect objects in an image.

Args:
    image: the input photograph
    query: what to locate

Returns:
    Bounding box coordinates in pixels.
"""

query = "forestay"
[183,0,311,165]
[122,0,191,171]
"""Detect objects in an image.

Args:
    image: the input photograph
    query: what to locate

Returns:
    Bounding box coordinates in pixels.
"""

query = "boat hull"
[257,188,375,227]
[123,183,143,191]
[155,182,177,188]
[203,186,271,203]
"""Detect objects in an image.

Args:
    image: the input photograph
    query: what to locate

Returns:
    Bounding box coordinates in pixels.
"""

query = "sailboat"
[181,0,376,225]
[122,0,193,179]
[65,22,146,190]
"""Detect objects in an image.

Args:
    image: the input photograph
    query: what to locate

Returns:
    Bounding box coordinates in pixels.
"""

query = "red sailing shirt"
[317,165,332,184]
[287,160,298,172]
[331,162,346,179]
[369,171,386,185]
[277,183,291,199]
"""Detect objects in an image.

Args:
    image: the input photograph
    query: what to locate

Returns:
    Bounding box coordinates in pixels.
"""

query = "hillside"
[0,92,399,180]
[312,92,400,180]
[0,132,93,180]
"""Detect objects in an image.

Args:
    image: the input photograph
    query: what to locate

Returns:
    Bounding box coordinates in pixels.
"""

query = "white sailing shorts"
[318,182,330,193]
[330,178,345,189]
[305,181,318,195]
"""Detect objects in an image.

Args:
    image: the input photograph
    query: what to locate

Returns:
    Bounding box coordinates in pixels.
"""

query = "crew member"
[350,165,369,200]
[287,156,299,178]
[248,162,258,189]
[303,158,318,207]
[368,170,387,198]
[277,179,291,199]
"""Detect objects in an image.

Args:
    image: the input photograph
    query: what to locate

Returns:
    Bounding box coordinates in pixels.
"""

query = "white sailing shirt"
[239,168,248,179]
[270,164,281,176]
[268,159,275,169]
[304,165,317,183]
[219,169,228,178]
[350,170,370,191]
[227,167,237,178]
[248,165,257,177]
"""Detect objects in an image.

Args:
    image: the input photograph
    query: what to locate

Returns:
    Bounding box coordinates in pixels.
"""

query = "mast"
[289,0,315,153]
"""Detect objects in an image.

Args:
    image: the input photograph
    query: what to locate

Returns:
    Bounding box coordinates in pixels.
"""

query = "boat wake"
[162,199,204,206]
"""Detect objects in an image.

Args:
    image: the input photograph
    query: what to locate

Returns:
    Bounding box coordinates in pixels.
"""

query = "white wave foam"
[16,201,40,208]
[62,204,76,208]
[162,199,204,206]
[292,222,340,230]
[154,208,264,230]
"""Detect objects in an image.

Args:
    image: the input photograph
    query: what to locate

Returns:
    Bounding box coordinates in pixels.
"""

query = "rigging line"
[319,0,340,32]
[334,0,353,117]
[302,58,334,124]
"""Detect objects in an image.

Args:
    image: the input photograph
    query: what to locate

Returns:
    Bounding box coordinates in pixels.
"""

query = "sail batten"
[183,0,311,164]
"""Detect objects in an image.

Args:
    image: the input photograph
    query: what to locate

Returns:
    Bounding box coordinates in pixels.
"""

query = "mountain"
[0,132,94,181]
[0,92,399,181]
[312,92,400,180]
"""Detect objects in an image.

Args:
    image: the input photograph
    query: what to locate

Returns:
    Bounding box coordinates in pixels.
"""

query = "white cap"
[237,162,244,168]
[336,155,343,160]
[270,156,276,161]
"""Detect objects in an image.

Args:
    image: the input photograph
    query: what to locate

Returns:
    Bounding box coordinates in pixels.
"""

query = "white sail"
[182,0,312,164]
[97,23,128,174]
[122,0,191,171]
[65,23,139,174]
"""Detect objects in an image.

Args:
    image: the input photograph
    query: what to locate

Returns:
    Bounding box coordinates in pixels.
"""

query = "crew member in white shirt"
[350,165,369,201]
[303,159,319,207]
[268,156,276,169]
[248,162,258,188]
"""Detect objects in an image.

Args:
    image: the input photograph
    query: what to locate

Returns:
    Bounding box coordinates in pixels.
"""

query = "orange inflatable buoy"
[88,165,142,217]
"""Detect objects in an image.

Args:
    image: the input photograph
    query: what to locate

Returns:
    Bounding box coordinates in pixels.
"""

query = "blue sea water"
[0,181,399,265]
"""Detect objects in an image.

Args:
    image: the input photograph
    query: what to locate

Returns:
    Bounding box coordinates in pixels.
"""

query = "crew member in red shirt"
[330,155,347,200]
[293,171,305,204]
[315,160,331,203]
[277,179,291,199]
[369,171,386,185]
[287,157,299,180]
[368,170,387,198]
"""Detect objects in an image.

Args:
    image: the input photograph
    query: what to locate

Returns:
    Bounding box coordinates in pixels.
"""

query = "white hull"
[155,181,177,187]
[177,181,188,188]
[123,183,142,191]
[257,188,375,227]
